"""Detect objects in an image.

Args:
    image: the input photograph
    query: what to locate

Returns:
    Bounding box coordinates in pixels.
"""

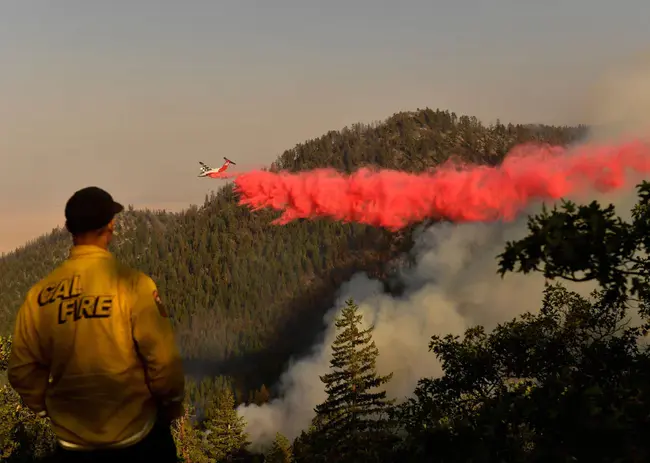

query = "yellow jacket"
[7,245,185,450]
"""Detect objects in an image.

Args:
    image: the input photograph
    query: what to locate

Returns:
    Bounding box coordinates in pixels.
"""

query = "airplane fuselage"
[198,170,226,178]
[198,166,230,177]
[198,158,235,178]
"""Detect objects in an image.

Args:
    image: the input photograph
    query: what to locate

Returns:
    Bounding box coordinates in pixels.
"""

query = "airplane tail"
[224,157,237,165]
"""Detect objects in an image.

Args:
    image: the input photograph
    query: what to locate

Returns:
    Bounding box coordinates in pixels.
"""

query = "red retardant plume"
[232,140,650,230]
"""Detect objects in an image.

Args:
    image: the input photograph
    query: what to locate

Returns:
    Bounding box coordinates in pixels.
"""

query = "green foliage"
[172,400,210,463]
[308,299,396,462]
[397,282,650,462]
[290,426,318,463]
[0,335,57,462]
[0,386,57,462]
[498,181,650,314]
[265,432,293,463]
[0,335,11,386]
[0,335,11,371]
[393,181,650,462]
[248,384,270,406]
[202,387,251,461]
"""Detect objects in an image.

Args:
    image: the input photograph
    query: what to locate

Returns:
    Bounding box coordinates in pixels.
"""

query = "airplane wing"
[199,161,212,171]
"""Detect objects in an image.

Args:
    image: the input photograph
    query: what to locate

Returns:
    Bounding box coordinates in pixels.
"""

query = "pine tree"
[172,401,209,463]
[292,425,323,463]
[255,384,270,405]
[248,384,271,405]
[202,387,250,461]
[312,298,396,462]
[265,432,293,463]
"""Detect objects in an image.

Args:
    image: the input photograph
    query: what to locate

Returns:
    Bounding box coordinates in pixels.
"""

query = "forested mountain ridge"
[0,108,587,397]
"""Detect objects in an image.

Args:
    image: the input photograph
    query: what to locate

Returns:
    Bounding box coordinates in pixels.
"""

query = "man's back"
[8,244,185,450]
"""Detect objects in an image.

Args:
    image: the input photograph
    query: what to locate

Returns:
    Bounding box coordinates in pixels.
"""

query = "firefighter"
[7,186,185,462]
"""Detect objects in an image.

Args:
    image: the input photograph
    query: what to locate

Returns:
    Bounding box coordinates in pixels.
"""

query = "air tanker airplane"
[197,158,236,178]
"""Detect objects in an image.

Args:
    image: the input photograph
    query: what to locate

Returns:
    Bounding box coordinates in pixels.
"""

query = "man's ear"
[97,220,114,238]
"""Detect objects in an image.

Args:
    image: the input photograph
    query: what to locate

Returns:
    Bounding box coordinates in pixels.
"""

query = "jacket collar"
[68,245,113,259]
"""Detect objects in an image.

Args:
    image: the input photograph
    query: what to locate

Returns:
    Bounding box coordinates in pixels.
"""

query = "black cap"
[64,186,124,235]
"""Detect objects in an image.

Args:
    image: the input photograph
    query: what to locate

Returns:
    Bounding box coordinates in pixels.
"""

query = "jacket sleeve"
[131,274,185,404]
[7,293,50,415]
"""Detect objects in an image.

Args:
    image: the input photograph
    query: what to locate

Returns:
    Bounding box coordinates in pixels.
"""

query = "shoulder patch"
[153,290,168,318]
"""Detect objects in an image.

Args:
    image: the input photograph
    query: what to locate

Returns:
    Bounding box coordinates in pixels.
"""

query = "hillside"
[0,108,587,397]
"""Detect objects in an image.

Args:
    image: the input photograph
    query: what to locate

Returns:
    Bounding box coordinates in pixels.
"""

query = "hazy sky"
[1,0,649,252]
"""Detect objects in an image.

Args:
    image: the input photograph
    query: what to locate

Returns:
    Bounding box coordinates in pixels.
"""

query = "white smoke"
[581,51,650,142]
[237,53,650,449]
